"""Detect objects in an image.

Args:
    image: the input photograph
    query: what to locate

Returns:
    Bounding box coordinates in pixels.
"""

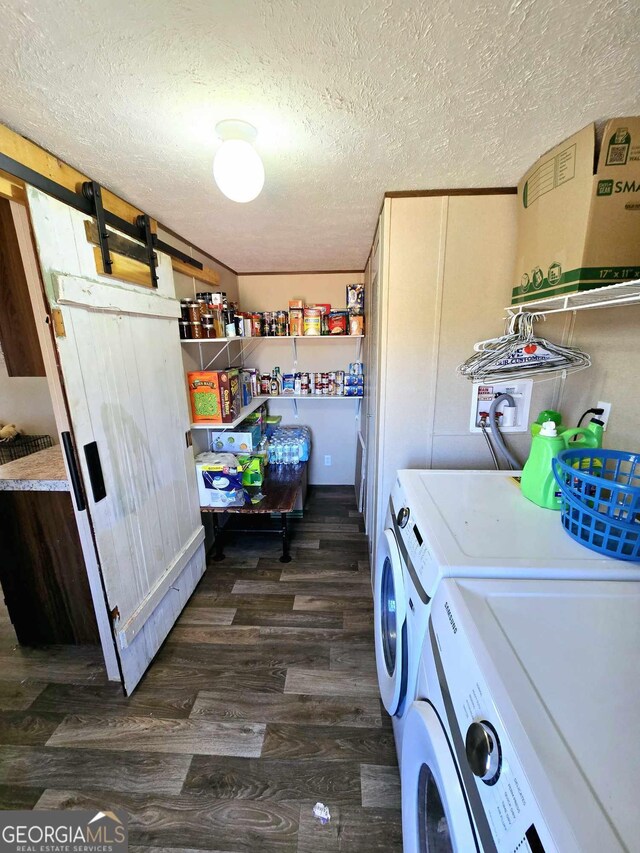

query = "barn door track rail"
[0,150,202,284]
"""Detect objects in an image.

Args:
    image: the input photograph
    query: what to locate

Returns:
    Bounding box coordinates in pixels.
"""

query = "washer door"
[374,527,407,715]
[401,701,479,853]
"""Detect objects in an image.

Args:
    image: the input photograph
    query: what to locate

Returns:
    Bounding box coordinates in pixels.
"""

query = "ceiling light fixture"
[213,120,265,203]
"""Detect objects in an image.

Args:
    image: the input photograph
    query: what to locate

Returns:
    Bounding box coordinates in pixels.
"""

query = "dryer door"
[401,701,479,853]
[374,527,407,715]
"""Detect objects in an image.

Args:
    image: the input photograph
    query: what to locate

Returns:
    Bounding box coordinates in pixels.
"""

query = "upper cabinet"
[0,197,45,376]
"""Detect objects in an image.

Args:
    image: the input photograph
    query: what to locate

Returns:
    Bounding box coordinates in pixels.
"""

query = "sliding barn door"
[27,187,205,693]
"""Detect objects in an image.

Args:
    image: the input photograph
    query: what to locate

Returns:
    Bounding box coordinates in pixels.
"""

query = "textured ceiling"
[0,0,638,272]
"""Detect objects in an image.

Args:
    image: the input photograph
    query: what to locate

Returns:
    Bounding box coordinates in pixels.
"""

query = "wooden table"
[200,462,307,563]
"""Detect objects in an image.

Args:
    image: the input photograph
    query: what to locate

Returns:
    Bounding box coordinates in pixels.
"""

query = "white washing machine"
[374,488,431,759]
[401,576,640,852]
[373,470,640,765]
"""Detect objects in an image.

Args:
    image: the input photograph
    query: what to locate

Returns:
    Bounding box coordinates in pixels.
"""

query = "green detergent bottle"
[521,420,599,510]
[570,417,605,478]
[573,417,604,450]
[531,410,604,448]
[531,410,564,437]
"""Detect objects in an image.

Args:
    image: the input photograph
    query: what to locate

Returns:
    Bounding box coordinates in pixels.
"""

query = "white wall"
[559,305,640,454]
[425,196,640,460]
[374,194,640,486]
[0,340,57,443]
[428,195,566,469]
[238,272,364,486]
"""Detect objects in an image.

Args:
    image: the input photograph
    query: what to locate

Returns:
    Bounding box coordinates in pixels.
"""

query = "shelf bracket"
[293,398,299,419]
[239,337,262,364]
[355,336,363,362]
[204,340,232,370]
[356,397,362,420]
[292,337,298,368]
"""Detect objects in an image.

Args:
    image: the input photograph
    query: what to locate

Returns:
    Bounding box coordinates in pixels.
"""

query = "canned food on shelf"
[303,307,322,336]
[276,310,288,336]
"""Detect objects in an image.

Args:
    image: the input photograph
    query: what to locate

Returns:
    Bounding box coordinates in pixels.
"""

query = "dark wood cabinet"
[0,196,45,376]
[0,489,99,644]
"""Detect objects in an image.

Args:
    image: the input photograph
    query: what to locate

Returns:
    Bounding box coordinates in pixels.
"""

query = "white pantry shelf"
[181,335,364,342]
[181,338,244,344]
[251,335,365,340]
[190,396,264,431]
[255,394,363,420]
[182,333,365,369]
[254,394,362,401]
[507,279,640,316]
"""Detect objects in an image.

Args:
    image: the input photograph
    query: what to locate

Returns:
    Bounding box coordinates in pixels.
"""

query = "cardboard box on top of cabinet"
[511,117,640,305]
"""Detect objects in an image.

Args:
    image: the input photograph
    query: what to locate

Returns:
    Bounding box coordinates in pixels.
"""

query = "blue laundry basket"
[552,449,640,561]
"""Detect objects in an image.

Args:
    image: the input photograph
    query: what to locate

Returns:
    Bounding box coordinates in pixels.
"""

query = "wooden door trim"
[384,187,517,198]
[54,273,180,318]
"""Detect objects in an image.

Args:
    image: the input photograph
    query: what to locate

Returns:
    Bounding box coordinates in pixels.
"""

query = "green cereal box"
[187,372,222,424]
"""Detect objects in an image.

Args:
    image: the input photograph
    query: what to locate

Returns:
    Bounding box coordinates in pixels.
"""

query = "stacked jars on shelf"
[179,292,233,340]
[178,285,365,340]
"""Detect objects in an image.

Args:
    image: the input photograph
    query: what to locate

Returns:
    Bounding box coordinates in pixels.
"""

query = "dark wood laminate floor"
[0,486,402,852]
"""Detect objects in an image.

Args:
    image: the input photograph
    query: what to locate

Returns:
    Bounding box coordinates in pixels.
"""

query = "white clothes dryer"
[373,469,640,766]
[401,577,640,852]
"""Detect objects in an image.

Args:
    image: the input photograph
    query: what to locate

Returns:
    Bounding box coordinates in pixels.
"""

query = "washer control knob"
[397,507,410,529]
[465,721,501,785]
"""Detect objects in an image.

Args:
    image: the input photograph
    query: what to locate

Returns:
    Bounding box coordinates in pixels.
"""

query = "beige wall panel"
[237,273,364,486]
[431,432,533,470]
[430,195,573,469]
[560,304,640,454]
[432,195,517,435]
[376,196,447,525]
[237,272,362,313]
[157,227,239,304]
[431,434,517,470]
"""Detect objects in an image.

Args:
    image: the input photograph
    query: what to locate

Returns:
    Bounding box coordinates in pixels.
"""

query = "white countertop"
[0,445,70,492]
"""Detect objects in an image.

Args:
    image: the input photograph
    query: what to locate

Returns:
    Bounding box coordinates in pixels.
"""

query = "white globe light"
[213,138,265,203]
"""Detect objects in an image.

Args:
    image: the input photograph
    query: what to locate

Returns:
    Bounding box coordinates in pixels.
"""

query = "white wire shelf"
[254,394,362,401]
[181,338,244,344]
[256,393,363,420]
[181,335,364,343]
[251,335,365,340]
[190,397,265,430]
[507,279,640,316]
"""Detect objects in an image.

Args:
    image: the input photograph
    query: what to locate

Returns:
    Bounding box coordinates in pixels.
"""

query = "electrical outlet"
[324,455,332,466]
[597,401,612,430]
